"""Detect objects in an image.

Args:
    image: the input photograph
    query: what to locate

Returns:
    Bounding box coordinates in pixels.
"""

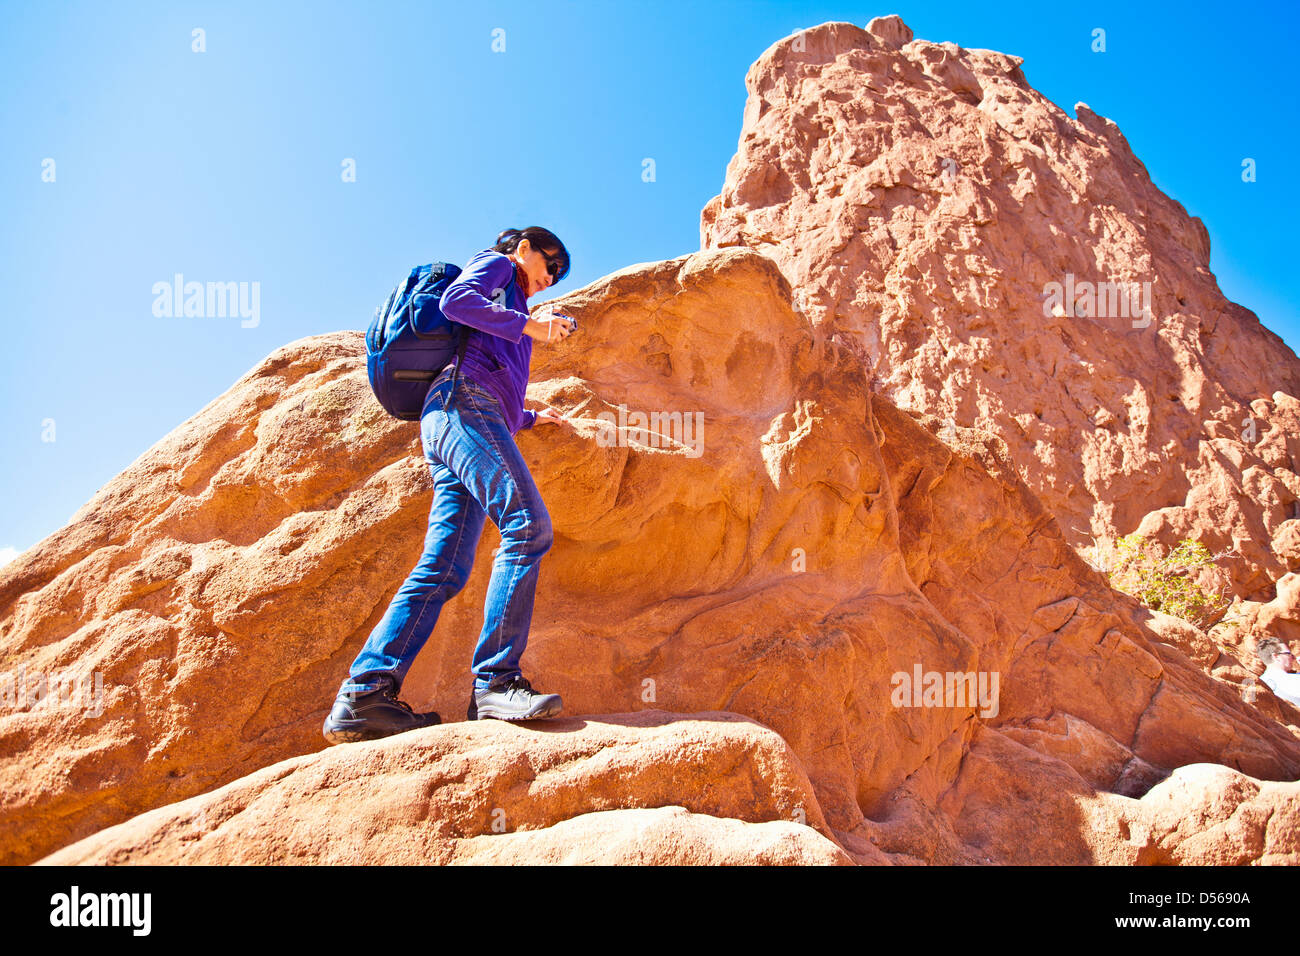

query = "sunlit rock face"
[5,15,1300,866]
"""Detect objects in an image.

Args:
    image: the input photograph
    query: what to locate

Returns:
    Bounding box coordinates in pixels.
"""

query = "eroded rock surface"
[701,17,1300,614]
[5,15,1300,866]
[38,713,855,865]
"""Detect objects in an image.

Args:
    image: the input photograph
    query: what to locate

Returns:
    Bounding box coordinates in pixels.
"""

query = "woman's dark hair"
[493,227,570,284]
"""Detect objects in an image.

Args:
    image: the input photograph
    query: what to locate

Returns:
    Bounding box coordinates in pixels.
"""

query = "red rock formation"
[4,16,1299,866]
[701,16,1300,618]
[38,713,857,865]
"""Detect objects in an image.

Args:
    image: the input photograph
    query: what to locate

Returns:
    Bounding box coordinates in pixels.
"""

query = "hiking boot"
[322,685,441,745]
[468,674,562,721]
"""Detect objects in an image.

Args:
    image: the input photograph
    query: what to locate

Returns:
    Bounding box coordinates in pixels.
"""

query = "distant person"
[323,227,578,744]
[1254,637,1300,708]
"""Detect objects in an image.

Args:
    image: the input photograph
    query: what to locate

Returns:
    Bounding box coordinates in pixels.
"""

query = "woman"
[324,227,577,744]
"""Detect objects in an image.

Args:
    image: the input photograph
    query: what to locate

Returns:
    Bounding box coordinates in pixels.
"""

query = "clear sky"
[2,0,1297,562]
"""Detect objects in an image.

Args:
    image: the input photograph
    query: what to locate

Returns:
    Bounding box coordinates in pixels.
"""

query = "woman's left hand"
[533,408,570,426]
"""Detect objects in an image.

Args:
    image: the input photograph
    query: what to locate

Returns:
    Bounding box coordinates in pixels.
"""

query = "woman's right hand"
[525,313,576,343]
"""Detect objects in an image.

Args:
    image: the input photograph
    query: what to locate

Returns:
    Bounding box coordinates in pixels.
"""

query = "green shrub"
[1095,535,1231,630]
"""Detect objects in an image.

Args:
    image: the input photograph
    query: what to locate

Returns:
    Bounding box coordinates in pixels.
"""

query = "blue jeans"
[341,369,553,696]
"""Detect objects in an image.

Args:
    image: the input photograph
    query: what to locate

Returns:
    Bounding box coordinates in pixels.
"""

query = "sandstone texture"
[39,713,855,865]
[701,16,1300,623]
[5,15,1300,865]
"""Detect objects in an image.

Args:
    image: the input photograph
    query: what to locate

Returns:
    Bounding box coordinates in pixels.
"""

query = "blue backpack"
[365,262,469,421]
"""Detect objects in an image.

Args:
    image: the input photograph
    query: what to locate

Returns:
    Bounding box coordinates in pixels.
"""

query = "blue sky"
[2,0,1297,561]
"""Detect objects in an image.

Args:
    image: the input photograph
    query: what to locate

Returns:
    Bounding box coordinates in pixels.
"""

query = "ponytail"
[491,226,571,284]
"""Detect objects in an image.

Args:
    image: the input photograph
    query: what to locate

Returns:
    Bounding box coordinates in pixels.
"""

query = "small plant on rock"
[1106,534,1232,630]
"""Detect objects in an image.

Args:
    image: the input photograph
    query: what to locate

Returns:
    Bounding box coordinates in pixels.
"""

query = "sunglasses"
[538,247,568,282]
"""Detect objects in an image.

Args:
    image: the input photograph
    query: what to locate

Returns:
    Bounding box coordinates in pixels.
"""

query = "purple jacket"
[439,249,537,435]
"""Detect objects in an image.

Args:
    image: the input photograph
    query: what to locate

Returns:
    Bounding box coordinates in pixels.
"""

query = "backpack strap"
[448,321,469,403]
